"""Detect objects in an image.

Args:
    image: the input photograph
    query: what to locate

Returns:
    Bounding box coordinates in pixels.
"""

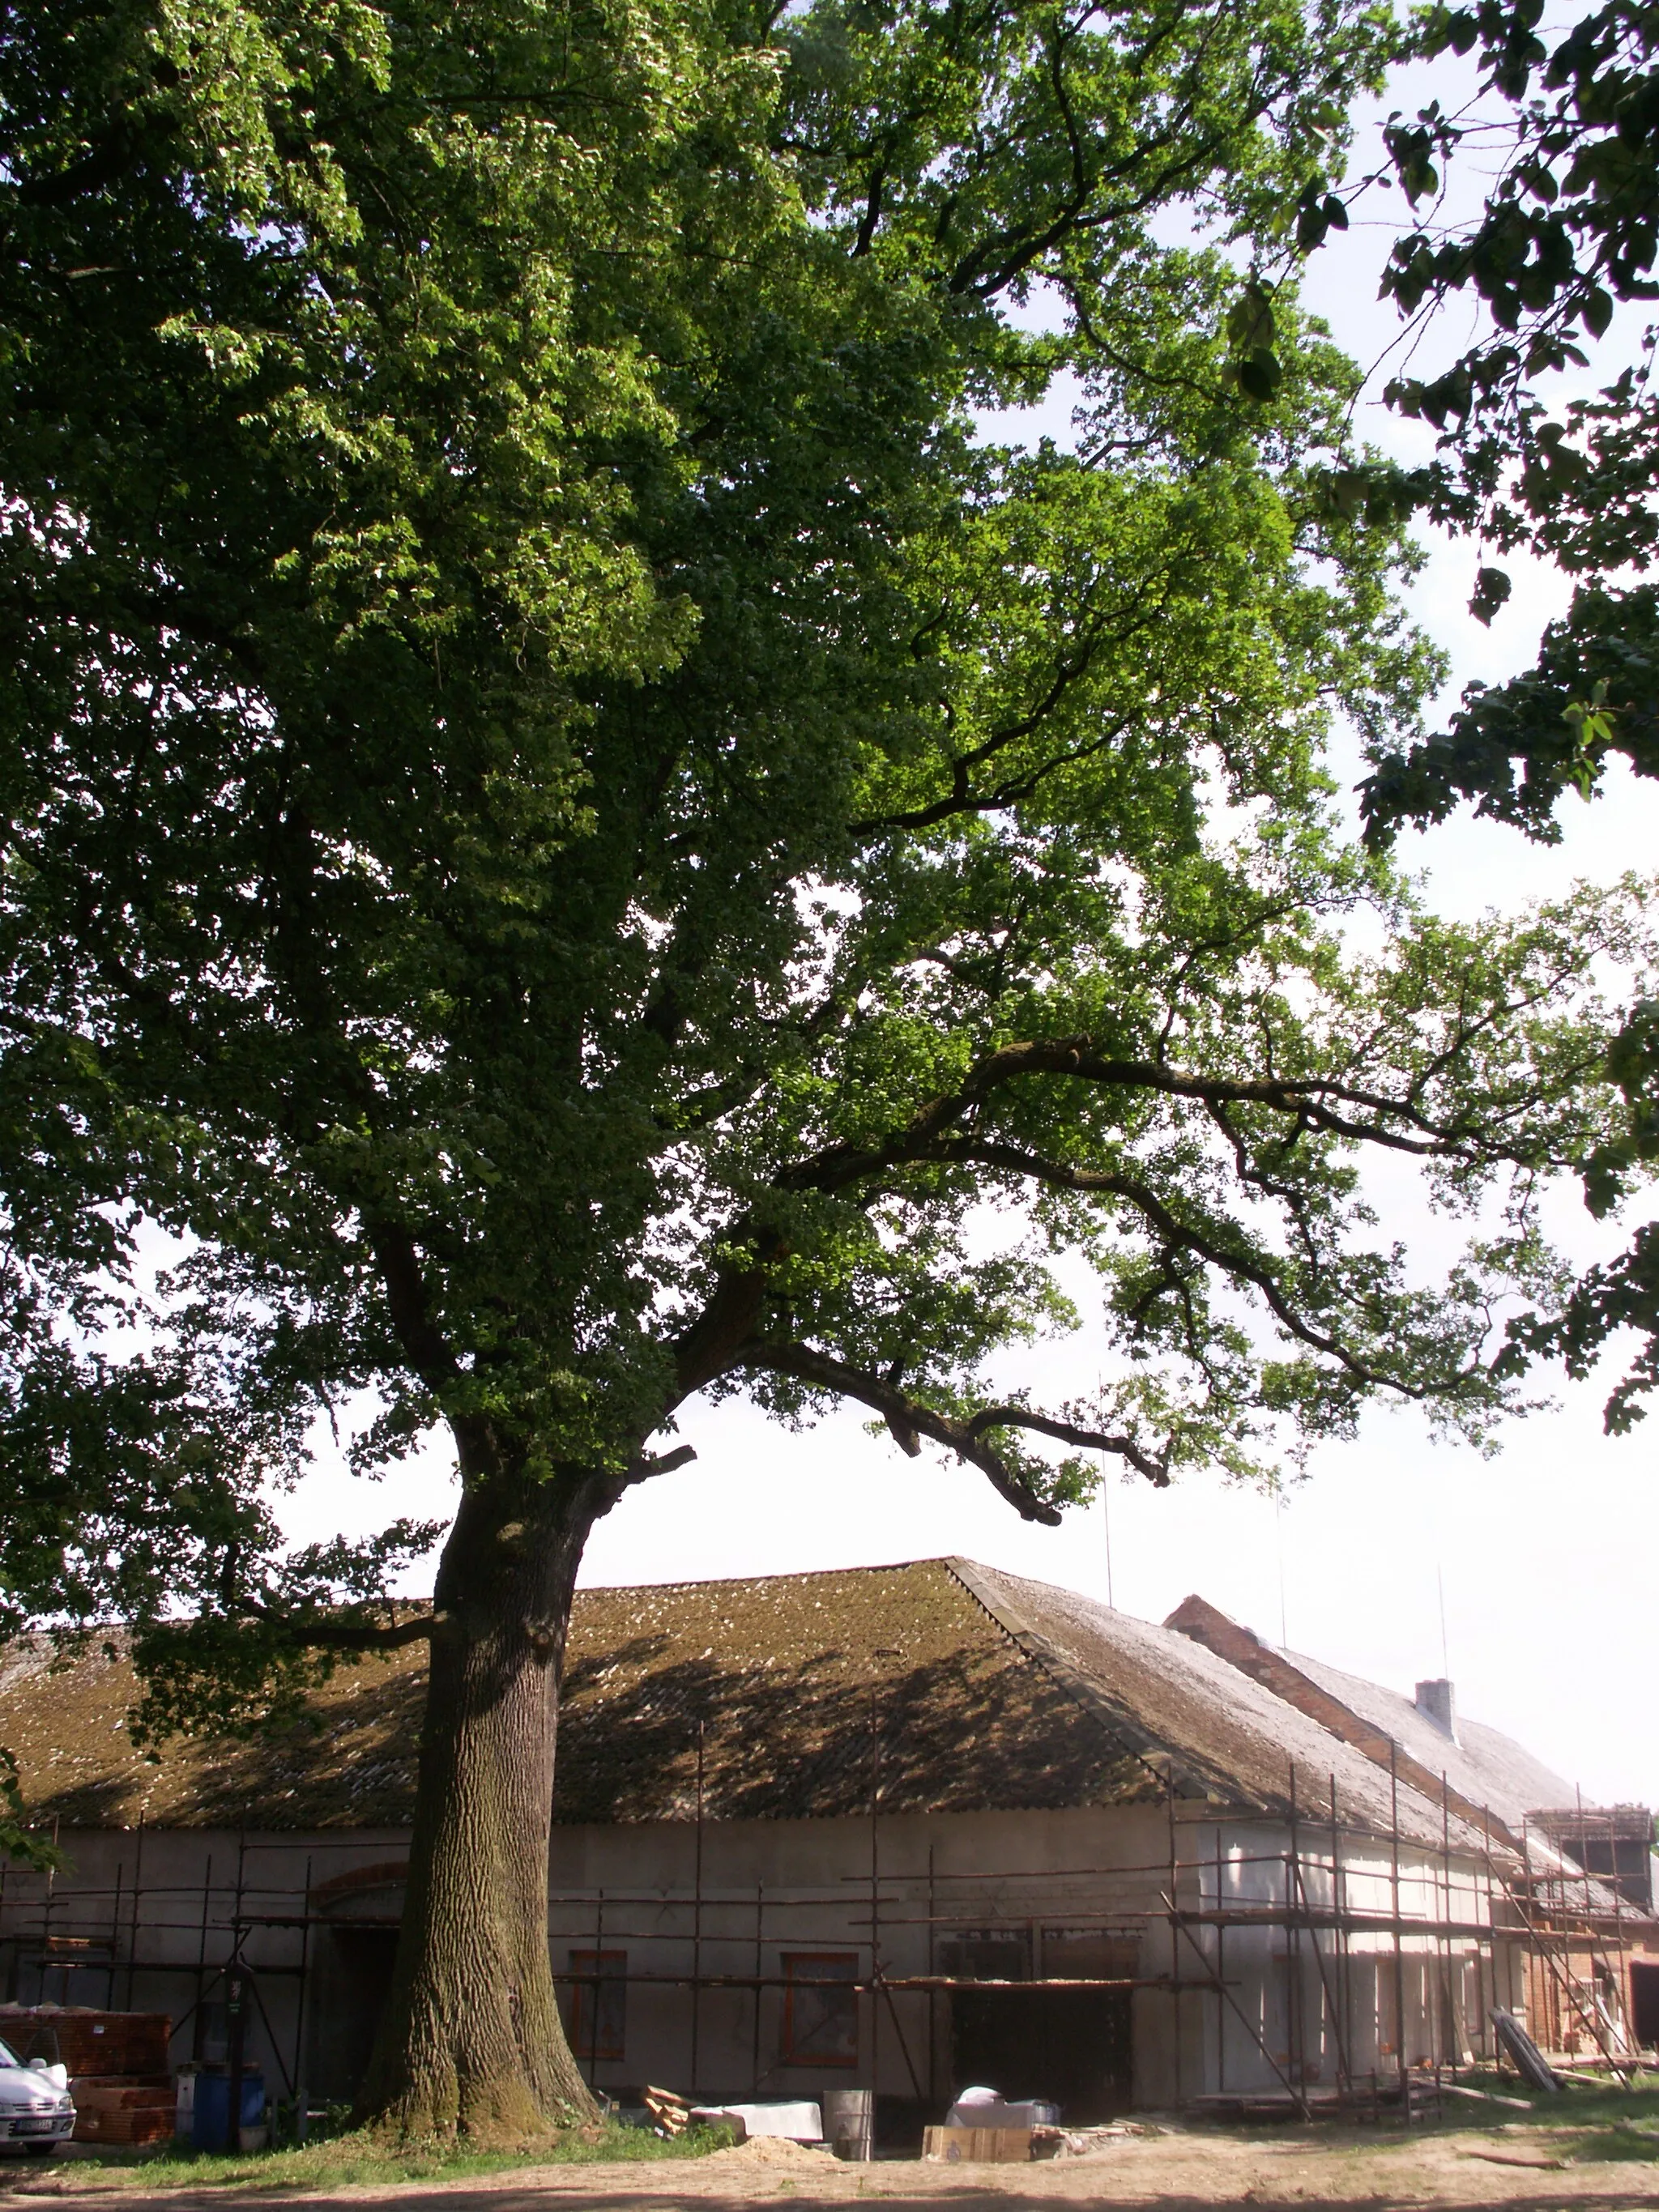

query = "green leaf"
[1469,565,1513,624]
[1235,347,1285,401]
[1226,279,1277,355]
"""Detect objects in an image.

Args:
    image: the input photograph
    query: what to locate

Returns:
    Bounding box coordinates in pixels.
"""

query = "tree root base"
[356,2081,599,2148]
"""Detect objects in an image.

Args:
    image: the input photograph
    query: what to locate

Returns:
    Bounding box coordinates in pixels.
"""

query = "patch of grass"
[1478,2080,1659,2129]
[1537,2083,1659,2165]
[63,2119,736,2193]
[1421,2076,1659,2165]
[1561,2122,1659,2163]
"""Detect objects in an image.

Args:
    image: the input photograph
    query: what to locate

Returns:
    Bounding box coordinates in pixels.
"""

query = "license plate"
[11,2117,54,2135]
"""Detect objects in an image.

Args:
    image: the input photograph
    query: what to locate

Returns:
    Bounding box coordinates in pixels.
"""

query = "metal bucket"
[822,2089,875,2160]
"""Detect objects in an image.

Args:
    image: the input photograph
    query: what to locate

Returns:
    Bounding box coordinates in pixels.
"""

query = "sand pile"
[704,2136,839,2169]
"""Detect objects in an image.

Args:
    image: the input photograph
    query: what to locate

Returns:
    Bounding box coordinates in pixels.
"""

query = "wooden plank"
[922,2127,1032,2163]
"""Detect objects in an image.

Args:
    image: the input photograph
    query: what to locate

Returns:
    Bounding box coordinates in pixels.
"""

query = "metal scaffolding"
[0,1762,1646,2126]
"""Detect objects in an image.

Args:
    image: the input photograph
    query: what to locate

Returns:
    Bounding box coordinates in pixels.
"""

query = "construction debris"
[1491,2010,1564,2094]
[641,2085,690,2137]
[1440,2082,1535,2111]
[66,2079,175,2148]
[922,2125,1033,2163]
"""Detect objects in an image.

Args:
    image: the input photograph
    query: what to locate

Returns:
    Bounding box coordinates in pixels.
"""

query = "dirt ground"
[5,2121,1657,2212]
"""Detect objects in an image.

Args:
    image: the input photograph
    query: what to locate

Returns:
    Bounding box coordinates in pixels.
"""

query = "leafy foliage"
[1354,0,1659,833]
[0,0,1652,1737]
[0,1745,59,1869]
[1312,0,1659,1426]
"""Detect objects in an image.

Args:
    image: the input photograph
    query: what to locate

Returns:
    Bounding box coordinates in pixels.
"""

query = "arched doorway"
[305,1863,407,2104]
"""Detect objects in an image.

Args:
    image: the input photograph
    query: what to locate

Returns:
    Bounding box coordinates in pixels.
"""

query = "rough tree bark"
[356,1446,609,2138]
[346,1239,1102,2135]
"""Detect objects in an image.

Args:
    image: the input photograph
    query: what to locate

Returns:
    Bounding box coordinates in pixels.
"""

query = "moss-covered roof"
[0,1558,1503,1849]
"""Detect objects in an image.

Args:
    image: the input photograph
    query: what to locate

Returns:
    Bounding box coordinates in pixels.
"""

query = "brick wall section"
[1162,1594,1524,1852]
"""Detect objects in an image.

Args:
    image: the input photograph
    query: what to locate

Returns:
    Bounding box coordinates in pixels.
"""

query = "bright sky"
[276,63,1659,1813]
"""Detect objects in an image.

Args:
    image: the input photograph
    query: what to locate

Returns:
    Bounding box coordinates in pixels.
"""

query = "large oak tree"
[2,0,1653,2139]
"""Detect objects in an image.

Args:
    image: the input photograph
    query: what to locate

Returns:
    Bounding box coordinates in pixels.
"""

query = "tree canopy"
[2,0,1654,2122]
[1336,0,1659,1431]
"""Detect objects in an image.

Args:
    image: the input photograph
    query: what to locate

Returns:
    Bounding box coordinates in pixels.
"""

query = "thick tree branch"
[237,1603,437,1653]
[849,710,1137,834]
[730,1340,1170,1518]
[665,1025,1523,1462]
[852,164,886,256]
[928,1138,1466,1400]
[962,1400,1171,1485]
[781,1035,1564,1200]
[627,1443,697,1480]
[10,119,155,207]
[670,1239,784,1399]
[845,569,1176,837]
[365,1219,462,1392]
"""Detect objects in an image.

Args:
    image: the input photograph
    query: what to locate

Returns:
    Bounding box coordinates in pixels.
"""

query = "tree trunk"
[357,1456,608,2139]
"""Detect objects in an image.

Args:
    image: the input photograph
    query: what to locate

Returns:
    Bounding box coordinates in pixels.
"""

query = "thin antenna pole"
[1437,1566,1451,1681]
[1095,1367,1115,1610]
[1277,1494,1289,1650]
[1102,1463,1115,1610]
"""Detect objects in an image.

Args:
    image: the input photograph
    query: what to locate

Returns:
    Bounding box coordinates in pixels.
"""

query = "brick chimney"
[1414,1677,1457,1742]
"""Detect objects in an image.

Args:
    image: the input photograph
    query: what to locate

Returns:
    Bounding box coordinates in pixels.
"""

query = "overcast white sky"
[277,65,1659,1811]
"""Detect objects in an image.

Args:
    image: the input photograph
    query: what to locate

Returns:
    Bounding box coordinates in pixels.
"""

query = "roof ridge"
[573,1558,947,1598]
[945,1559,1251,1809]
[1163,1596,1533,1852]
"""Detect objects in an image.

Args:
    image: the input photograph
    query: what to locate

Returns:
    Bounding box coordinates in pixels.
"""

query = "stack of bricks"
[0,2007,175,2146]
[65,2080,177,2147]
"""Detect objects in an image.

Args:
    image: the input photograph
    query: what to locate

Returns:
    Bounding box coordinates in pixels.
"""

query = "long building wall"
[0,1805,1521,2120]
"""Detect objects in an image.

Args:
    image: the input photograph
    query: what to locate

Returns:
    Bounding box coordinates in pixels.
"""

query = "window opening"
[569,1949,627,2064]
[781,1952,858,2066]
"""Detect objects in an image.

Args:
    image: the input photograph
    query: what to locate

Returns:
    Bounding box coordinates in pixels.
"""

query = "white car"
[0,2040,75,2157]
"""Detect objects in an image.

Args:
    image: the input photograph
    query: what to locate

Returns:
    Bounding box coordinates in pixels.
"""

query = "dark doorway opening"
[949,1988,1132,2124]
[313,1924,400,2102]
[1631,1963,1659,2049]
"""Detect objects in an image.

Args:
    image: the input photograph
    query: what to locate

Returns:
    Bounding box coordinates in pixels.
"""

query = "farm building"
[0,1558,1650,2133]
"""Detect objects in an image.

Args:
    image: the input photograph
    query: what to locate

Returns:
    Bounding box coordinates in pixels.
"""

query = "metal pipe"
[690,1722,704,2093]
[293,1855,313,2143]
[1390,1741,1409,2122]
[191,1853,214,2066]
[126,1822,145,2012]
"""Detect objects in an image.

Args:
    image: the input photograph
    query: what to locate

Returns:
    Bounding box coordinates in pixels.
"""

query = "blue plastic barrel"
[191,2069,266,2150]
